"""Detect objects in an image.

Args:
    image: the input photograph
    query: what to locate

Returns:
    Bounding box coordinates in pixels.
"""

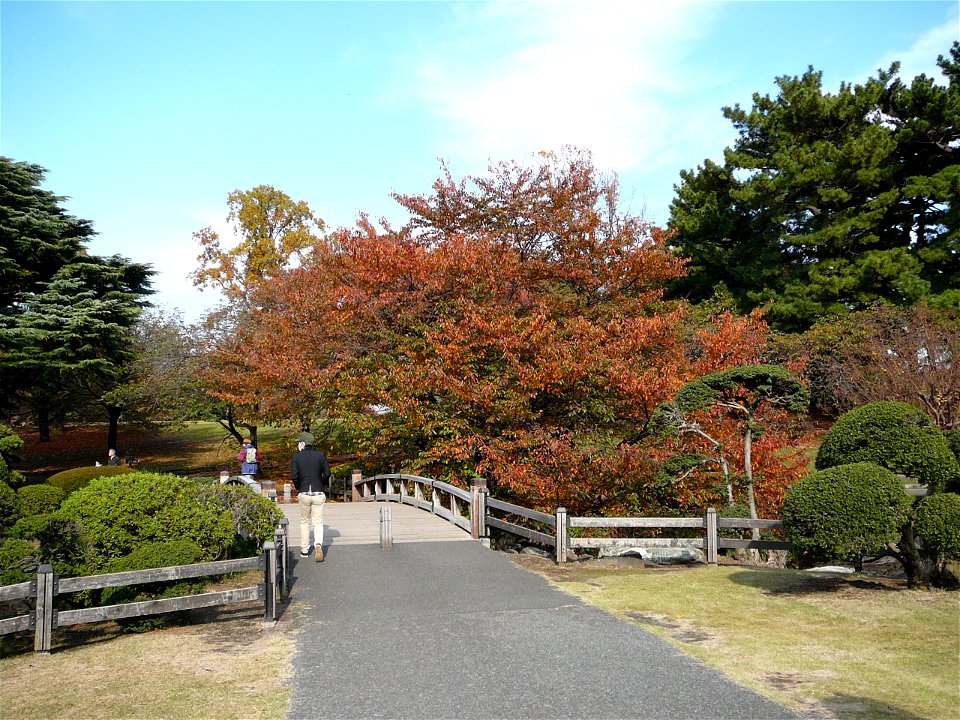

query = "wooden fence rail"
[0,520,290,654]
[349,472,793,564]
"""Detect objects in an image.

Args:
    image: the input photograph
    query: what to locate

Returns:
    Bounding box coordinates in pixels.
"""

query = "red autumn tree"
[239,150,770,513]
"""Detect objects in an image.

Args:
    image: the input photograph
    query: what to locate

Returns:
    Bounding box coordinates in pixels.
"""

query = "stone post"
[380,506,393,549]
[555,507,568,564]
[470,477,488,541]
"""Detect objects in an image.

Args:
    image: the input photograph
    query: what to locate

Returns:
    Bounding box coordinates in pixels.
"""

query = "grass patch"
[18,422,298,484]
[512,557,959,720]
[0,611,292,719]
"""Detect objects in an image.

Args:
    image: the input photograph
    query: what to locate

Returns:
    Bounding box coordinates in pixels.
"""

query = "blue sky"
[2,1,957,321]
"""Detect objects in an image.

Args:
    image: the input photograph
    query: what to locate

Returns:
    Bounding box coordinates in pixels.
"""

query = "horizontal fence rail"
[0,520,290,654]
[348,471,794,564]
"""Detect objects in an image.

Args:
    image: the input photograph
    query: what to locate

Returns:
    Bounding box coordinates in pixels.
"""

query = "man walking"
[291,431,330,561]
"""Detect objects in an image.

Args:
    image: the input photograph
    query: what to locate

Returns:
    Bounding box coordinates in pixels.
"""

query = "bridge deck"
[278,500,473,548]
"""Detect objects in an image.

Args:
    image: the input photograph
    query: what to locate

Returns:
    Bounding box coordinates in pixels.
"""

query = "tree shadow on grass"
[818,692,929,719]
[725,567,906,595]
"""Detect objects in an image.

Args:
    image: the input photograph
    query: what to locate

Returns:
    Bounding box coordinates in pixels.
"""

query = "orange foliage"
[224,151,778,514]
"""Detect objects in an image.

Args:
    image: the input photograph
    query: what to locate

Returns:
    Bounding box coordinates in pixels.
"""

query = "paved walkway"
[282,502,803,720]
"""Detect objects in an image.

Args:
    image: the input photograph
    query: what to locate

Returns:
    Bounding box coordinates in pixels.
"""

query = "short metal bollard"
[379,506,393,549]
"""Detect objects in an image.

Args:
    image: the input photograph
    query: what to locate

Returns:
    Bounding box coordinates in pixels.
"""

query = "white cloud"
[411,0,719,178]
[875,11,958,82]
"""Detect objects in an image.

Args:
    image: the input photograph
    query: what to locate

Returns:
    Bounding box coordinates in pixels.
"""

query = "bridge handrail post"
[470,477,488,541]
[351,469,362,502]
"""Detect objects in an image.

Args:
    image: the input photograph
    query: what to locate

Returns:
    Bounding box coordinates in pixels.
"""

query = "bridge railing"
[349,472,791,563]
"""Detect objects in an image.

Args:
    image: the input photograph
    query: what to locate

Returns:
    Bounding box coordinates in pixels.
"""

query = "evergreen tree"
[0,158,153,442]
[668,43,959,331]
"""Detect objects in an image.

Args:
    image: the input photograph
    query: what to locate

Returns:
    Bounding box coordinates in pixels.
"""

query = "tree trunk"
[743,426,760,541]
[897,524,936,589]
[36,404,51,443]
[106,404,122,453]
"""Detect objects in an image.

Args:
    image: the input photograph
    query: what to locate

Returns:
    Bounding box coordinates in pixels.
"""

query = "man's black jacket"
[291,446,331,494]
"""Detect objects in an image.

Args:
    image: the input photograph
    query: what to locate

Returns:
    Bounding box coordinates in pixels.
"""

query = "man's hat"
[297,431,315,444]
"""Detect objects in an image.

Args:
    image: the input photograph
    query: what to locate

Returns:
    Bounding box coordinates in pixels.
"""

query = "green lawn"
[530,560,959,720]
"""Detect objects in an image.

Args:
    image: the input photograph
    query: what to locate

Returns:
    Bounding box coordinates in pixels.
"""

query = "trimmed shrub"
[16,484,65,517]
[0,424,25,490]
[197,481,284,557]
[914,493,960,562]
[782,462,913,565]
[946,428,960,460]
[101,539,207,632]
[0,480,21,535]
[815,401,960,490]
[0,537,36,586]
[8,514,88,578]
[56,472,235,571]
[47,465,137,496]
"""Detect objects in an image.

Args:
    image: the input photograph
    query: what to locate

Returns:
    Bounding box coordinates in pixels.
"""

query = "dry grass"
[0,607,293,719]
[511,555,960,720]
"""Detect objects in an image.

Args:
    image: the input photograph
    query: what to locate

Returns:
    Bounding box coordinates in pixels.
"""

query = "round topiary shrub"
[47,465,137,496]
[56,472,236,571]
[913,493,960,563]
[16,484,66,517]
[782,462,914,566]
[815,401,960,490]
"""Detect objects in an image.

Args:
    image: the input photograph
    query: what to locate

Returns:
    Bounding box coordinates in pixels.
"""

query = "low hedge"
[47,465,137,496]
[16,484,66,517]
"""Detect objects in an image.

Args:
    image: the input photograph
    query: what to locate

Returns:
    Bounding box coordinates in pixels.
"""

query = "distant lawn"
[18,422,299,483]
[513,556,960,720]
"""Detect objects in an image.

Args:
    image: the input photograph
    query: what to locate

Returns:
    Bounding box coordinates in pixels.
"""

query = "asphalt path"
[284,539,804,720]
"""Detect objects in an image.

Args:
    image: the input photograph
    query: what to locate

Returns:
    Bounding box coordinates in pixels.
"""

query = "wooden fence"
[0,520,291,654]
[349,473,791,563]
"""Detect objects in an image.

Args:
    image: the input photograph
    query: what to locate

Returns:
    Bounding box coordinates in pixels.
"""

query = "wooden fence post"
[431,481,440,515]
[34,564,55,653]
[555,507,568,564]
[263,541,277,622]
[380,506,393,549]
[470,477,488,541]
[705,507,718,566]
[350,469,362,502]
[276,518,289,600]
